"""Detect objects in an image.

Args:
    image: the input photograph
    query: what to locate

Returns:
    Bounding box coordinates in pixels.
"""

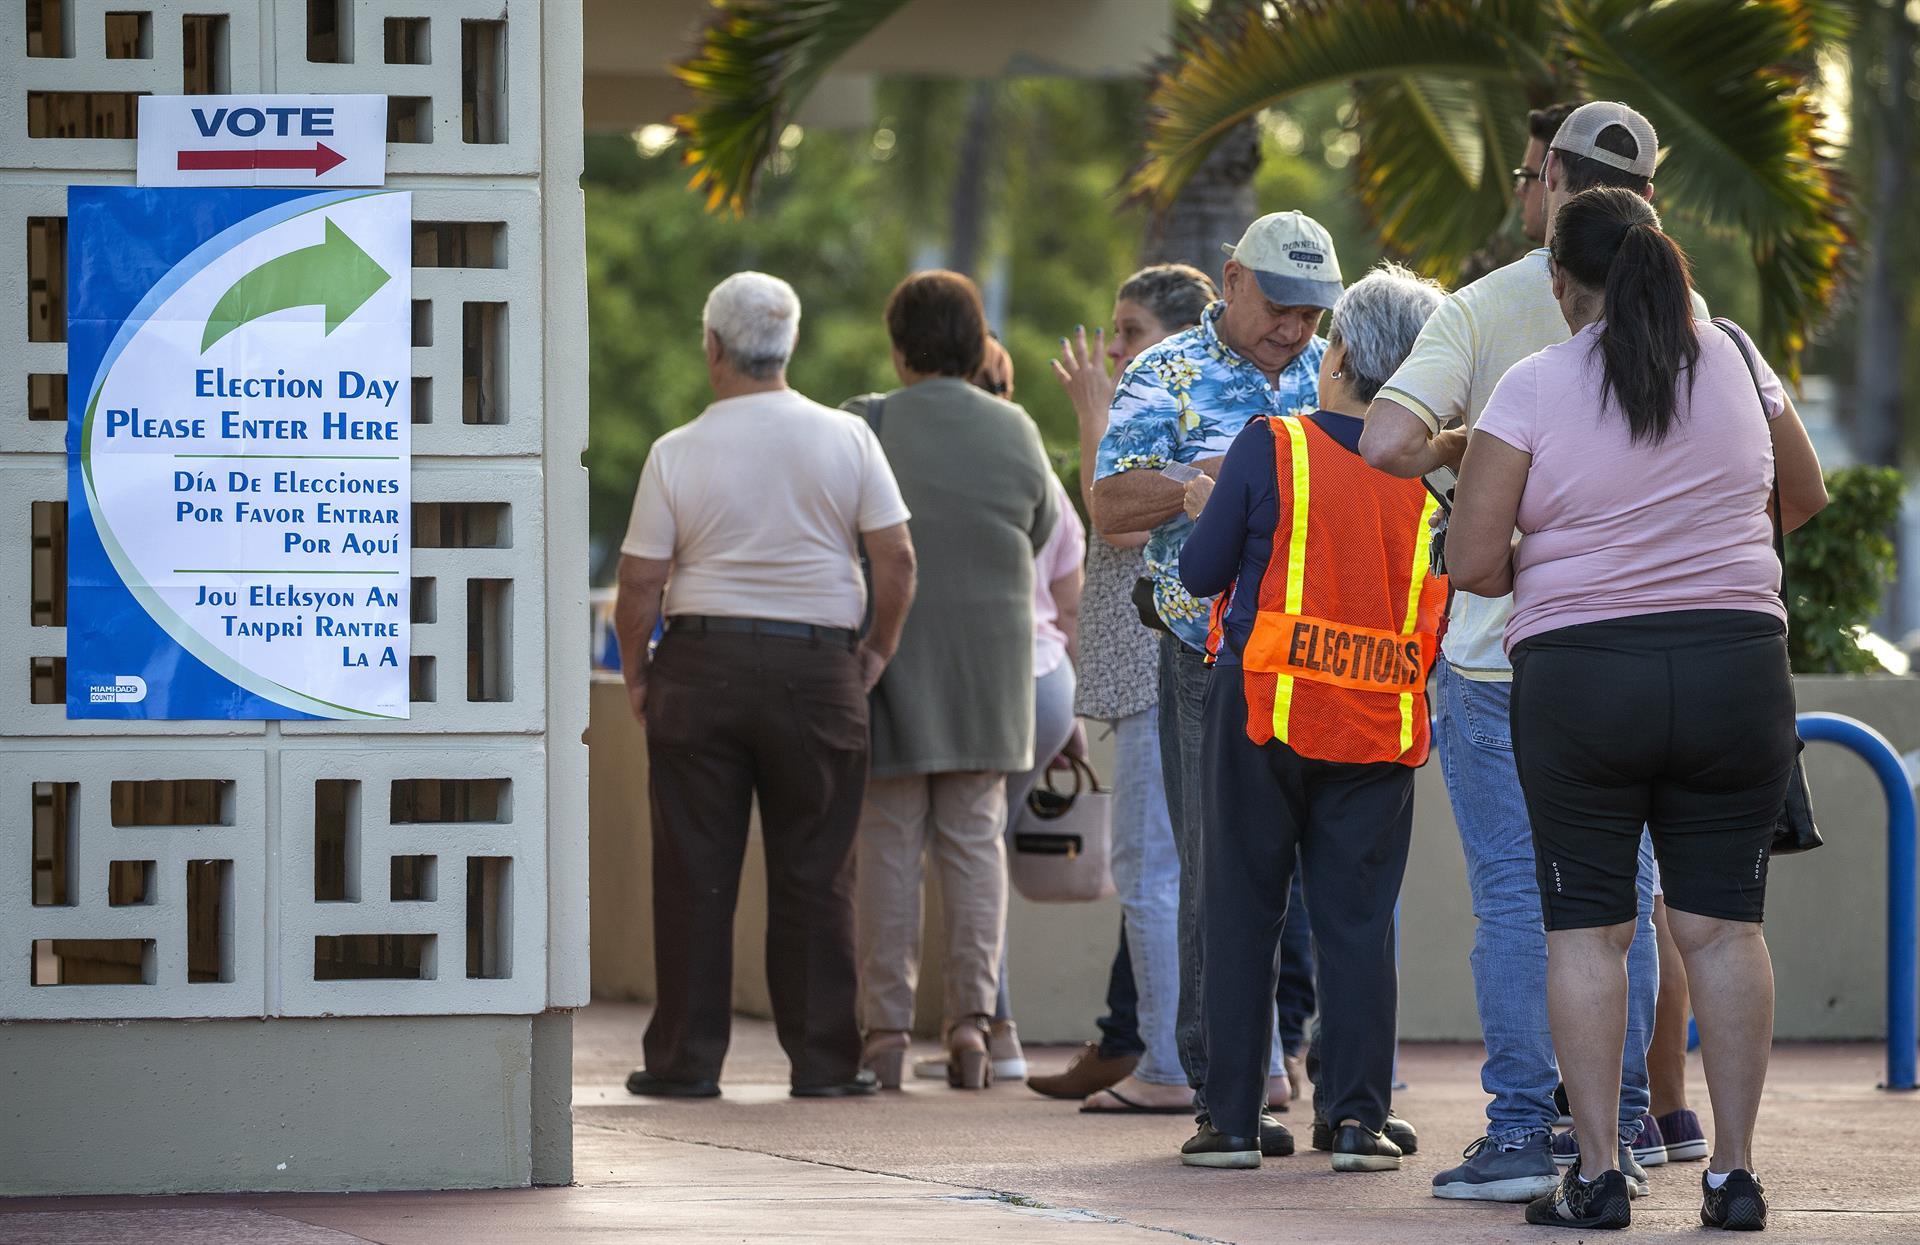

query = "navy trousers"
[1199,665,1413,1140]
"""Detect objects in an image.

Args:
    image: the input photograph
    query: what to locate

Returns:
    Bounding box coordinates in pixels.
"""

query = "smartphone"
[1423,465,1455,577]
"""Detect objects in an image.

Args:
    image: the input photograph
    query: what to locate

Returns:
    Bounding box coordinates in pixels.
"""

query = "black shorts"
[1510,609,1795,930]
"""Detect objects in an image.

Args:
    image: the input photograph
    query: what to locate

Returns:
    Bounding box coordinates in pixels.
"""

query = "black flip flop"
[1079,1087,1193,1115]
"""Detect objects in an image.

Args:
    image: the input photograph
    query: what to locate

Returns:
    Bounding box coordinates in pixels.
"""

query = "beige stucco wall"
[589,673,1920,1043]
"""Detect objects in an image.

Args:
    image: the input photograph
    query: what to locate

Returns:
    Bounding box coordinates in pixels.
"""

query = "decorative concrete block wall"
[1,0,587,1034]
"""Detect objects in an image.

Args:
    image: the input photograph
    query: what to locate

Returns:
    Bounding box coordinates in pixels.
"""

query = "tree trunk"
[1852,0,1913,470]
[1140,116,1261,285]
[946,81,997,278]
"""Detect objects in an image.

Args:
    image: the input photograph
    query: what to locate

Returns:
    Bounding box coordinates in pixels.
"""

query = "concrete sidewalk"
[6,999,1918,1243]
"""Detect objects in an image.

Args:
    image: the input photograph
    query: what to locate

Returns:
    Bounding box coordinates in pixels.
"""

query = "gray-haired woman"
[1175,262,1447,1170]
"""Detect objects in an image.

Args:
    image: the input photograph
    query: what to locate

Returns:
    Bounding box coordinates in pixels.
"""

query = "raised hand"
[1051,325,1116,429]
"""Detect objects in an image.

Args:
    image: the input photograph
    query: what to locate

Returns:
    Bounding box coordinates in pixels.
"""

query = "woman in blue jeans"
[1039,268,1205,1110]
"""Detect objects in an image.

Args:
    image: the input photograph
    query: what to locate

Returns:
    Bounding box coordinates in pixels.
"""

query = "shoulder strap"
[1710,318,1788,604]
[863,394,885,436]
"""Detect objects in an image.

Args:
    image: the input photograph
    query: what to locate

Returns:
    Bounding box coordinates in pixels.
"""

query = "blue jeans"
[1107,705,1185,1086]
[1432,662,1656,1145]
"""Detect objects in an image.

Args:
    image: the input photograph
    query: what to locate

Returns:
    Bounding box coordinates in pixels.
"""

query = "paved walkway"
[7,1000,1918,1242]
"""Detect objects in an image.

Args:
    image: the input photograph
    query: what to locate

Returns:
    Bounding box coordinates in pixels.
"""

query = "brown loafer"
[1026,1041,1139,1100]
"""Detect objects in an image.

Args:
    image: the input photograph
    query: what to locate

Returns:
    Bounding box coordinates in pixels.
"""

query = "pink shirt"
[1032,475,1086,677]
[1474,320,1787,652]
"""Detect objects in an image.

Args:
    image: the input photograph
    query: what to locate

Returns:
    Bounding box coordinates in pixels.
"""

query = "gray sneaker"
[1431,1134,1560,1202]
[1621,1145,1651,1199]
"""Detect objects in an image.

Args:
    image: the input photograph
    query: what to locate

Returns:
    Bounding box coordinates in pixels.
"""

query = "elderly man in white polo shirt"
[615,271,917,1100]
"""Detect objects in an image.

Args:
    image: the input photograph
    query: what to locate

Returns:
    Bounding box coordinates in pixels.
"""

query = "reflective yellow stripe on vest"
[1397,493,1441,755]
[1271,416,1311,744]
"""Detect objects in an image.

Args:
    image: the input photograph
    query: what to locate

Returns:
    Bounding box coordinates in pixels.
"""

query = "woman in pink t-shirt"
[1447,187,1827,1231]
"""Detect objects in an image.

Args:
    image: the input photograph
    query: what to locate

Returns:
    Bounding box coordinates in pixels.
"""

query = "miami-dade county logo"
[71,188,411,721]
[90,675,148,704]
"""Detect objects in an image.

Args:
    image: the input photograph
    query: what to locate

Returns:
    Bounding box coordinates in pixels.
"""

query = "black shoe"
[1525,1166,1632,1229]
[1314,1114,1416,1156]
[1258,1111,1295,1157]
[791,1070,880,1098]
[625,1069,721,1098]
[1700,1169,1768,1231]
[1331,1123,1403,1172]
[1180,1122,1261,1169]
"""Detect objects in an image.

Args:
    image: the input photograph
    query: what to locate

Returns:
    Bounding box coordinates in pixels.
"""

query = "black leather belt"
[668,614,859,649]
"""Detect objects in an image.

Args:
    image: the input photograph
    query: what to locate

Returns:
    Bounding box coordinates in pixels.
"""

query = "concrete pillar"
[0,0,587,1193]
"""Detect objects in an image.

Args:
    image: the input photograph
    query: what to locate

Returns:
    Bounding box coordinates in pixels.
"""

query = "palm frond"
[1130,0,1536,207]
[1350,76,1522,275]
[672,0,911,214]
[1558,0,1850,363]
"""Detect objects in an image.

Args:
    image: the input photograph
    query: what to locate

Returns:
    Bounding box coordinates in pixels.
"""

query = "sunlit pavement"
[8,999,1919,1243]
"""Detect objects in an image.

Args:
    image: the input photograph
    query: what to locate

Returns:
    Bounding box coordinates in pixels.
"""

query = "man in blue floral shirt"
[1091,210,1341,1141]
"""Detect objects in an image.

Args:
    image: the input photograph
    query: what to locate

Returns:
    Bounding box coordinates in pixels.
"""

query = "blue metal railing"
[1796,712,1920,1091]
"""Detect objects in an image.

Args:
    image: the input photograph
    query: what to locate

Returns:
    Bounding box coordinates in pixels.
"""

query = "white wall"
[0,0,586,1192]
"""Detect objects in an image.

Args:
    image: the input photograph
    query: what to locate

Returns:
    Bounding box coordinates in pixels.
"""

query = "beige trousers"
[856,771,1008,1032]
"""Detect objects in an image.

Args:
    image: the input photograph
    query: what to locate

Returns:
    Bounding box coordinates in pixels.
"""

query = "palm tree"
[1137,0,1265,281]
[672,0,917,215]
[672,0,1849,365]
[1847,0,1914,468]
[669,0,1268,289]
[1130,0,1850,366]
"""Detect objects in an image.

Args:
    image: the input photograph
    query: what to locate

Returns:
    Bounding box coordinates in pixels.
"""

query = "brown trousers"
[642,628,869,1088]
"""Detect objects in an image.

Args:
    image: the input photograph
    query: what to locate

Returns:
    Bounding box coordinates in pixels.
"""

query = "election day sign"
[66,188,412,720]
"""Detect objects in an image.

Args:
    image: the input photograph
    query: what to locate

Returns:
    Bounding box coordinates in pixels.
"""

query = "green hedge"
[1786,466,1904,674]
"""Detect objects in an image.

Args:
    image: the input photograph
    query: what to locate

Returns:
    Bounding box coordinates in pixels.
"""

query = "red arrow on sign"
[176,143,346,176]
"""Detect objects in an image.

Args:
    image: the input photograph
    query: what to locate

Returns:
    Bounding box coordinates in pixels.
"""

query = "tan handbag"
[1008,755,1116,903]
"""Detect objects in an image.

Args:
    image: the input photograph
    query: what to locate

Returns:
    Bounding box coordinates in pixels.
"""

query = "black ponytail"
[1549,188,1699,445]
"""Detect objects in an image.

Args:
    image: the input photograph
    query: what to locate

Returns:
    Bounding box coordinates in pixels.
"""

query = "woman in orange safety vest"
[1174,263,1448,1173]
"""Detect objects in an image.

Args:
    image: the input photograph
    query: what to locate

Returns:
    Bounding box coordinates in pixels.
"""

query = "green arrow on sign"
[200,219,391,353]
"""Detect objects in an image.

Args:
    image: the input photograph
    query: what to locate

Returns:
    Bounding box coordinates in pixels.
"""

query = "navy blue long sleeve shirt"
[1178,410,1366,664]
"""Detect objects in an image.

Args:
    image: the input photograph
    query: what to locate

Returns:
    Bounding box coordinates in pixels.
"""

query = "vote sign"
[137,95,387,187]
[66,187,412,720]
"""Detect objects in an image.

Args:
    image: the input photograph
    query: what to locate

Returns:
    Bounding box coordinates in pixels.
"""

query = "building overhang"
[583,0,1174,133]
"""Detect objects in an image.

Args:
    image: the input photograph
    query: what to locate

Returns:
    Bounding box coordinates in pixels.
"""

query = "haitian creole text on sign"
[66,187,412,720]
